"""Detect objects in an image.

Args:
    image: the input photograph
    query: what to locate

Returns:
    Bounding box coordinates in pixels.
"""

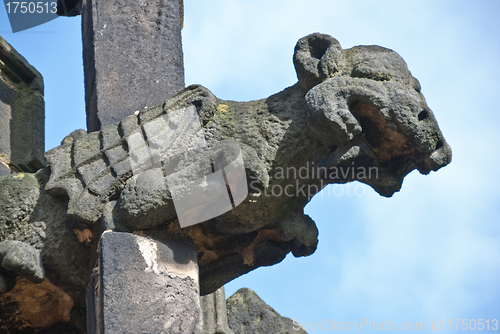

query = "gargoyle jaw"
[418,139,452,175]
[364,139,451,197]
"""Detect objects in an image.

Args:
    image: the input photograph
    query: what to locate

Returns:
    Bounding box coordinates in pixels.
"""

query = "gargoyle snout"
[420,138,452,174]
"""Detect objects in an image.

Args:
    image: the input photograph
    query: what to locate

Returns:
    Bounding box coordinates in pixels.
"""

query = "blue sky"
[1,0,499,332]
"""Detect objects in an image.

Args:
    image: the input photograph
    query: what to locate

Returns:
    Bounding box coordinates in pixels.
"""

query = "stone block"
[0,36,46,176]
[88,172,116,197]
[82,0,185,132]
[99,123,121,151]
[118,114,139,138]
[104,145,127,166]
[73,131,101,166]
[77,159,108,186]
[88,232,202,334]
[45,143,73,191]
[111,157,132,178]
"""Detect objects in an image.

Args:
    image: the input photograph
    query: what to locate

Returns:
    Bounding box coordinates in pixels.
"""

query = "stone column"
[79,0,203,332]
[81,0,185,132]
[87,231,202,333]
[0,36,46,176]
[201,285,234,334]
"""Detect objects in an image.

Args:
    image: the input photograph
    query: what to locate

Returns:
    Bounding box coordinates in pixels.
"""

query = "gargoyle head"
[294,33,451,196]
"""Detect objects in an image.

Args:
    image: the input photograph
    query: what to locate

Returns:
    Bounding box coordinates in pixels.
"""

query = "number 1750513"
[5,2,57,14]
[447,319,498,331]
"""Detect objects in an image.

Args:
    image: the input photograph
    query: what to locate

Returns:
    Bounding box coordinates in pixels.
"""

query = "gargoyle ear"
[293,33,342,93]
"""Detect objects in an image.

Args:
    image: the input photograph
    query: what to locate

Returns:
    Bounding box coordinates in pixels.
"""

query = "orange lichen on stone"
[73,228,93,243]
[1,277,74,328]
[352,102,414,164]
[239,229,284,266]
[198,250,219,266]
[162,219,286,268]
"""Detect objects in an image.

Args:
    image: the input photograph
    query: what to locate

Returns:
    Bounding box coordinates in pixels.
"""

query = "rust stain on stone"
[0,277,74,329]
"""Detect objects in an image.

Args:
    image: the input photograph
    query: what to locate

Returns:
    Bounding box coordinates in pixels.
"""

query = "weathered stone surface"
[0,36,46,176]
[88,232,202,334]
[0,173,41,234]
[61,129,87,146]
[118,168,177,230]
[57,0,185,29]
[44,85,217,225]
[227,288,308,334]
[0,168,92,332]
[0,33,451,333]
[293,33,342,93]
[0,241,44,283]
[82,0,185,132]
[201,285,234,334]
[36,33,451,296]
[0,172,47,293]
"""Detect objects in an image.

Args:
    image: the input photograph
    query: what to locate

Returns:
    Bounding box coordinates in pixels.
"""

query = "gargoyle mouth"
[350,102,416,167]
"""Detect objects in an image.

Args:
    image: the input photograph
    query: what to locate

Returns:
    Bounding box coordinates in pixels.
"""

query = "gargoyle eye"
[418,109,429,121]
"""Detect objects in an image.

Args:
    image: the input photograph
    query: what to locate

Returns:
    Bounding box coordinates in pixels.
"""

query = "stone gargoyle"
[0,33,451,331]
